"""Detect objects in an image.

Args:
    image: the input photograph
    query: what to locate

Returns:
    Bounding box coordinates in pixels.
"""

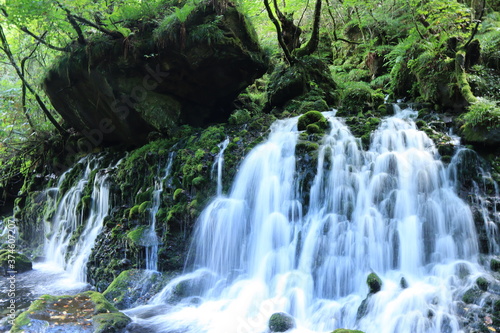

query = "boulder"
[0,250,32,274]
[43,0,268,147]
[103,269,164,309]
[268,312,296,332]
[11,291,131,333]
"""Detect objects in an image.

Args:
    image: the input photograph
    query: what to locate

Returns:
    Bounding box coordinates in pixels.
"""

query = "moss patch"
[367,272,382,294]
[11,291,129,333]
[0,250,32,273]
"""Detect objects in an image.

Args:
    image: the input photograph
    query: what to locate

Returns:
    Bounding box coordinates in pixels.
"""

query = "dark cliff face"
[43,1,268,147]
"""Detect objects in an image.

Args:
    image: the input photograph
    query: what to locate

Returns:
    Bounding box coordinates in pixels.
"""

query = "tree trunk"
[293,0,322,57]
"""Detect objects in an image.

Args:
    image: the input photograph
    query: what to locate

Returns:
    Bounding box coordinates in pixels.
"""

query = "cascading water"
[128,107,485,333]
[44,155,118,283]
[145,153,175,271]
[211,137,230,196]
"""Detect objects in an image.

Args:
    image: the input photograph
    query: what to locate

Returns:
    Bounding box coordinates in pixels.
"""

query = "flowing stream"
[127,107,485,333]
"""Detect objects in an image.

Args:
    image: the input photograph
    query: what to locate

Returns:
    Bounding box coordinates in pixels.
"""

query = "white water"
[129,107,485,333]
[211,137,230,196]
[145,153,175,271]
[44,155,118,283]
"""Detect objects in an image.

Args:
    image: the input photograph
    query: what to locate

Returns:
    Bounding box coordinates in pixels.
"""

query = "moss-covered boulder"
[268,312,296,332]
[11,291,130,333]
[0,250,32,274]
[297,111,329,133]
[43,0,268,147]
[367,272,382,294]
[332,329,365,333]
[457,98,500,145]
[267,56,337,110]
[103,269,166,309]
[338,82,384,116]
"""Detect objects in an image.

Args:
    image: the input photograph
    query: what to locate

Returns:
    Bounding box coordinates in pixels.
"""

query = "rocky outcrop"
[43,0,268,147]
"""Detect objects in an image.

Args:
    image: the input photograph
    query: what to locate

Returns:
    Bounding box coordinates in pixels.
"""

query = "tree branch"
[325,0,361,45]
[264,0,295,64]
[72,16,123,38]
[464,0,486,49]
[0,24,67,136]
[19,27,70,52]
[54,0,86,45]
[293,0,322,57]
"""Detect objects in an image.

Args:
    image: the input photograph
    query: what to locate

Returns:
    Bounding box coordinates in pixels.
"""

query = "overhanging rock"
[43,1,268,146]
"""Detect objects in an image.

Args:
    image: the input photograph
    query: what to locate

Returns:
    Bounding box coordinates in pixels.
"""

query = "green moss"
[491,258,500,272]
[68,225,85,246]
[339,82,383,116]
[367,272,382,294]
[297,111,329,132]
[93,312,131,333]
[129,205,140,219]
[12,291,125,333]
[135,188,153,204]
[192,176,205,186]
[462,287,483,304]
[458,97,500,144]
[173,188,185,201]
[102,270,138,306]
[455,51,477,104]
[332,330,365,333]
[306,123,321,134]
[138,201,151,214]
[81,195,92,209]
[127,226,148,246]
[268,312,296,332]
[0,250,32,273]
[229,109,252,125]
[476,277,489,291]
[296,141,319,153]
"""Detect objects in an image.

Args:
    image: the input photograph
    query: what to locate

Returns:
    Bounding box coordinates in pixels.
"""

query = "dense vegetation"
[0,0,499,201]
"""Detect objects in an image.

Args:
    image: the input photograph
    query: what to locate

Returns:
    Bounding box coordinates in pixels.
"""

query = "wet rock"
[10,291,130,333]
[268,312,296,332]
[367,272,382,294]
[103,269,166,309]
[0,250,32,275]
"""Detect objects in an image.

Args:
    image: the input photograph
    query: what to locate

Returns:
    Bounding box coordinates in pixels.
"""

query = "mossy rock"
[491,258,500,272]
[11,291,130,333]
[127,226,149,246]
[476,277,489,292]
[462,287,483,304]
[0,250,32,274]
[93,312,131,333]
[138,201,151,214]
[297,111,329,132]
[367,272,382,294]
[339,82,383,116]
[268,312,296,332]
[128,205,141,219]
[332,329,365,333]
[103,269,163,309]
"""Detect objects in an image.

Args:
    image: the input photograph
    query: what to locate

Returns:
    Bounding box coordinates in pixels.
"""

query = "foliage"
[458,97,500,141]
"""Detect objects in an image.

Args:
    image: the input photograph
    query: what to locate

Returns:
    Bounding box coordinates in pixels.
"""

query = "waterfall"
[145,153,175,271]
[138,107,486,333]
[43,155,118,283]
[211,137,230,196]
